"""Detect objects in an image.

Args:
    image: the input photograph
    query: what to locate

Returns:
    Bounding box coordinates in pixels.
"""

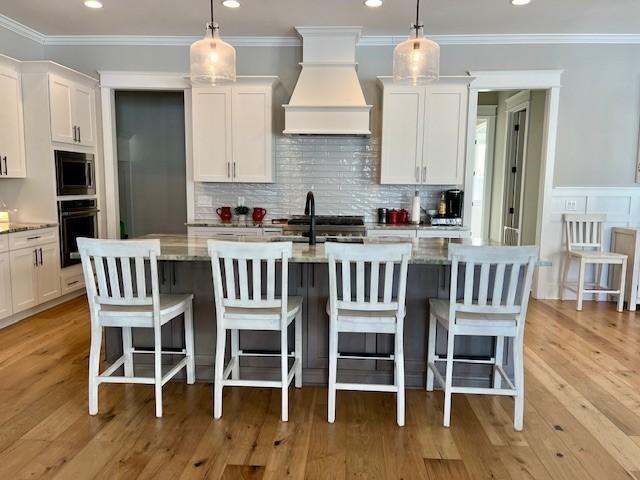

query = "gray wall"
[3,27,640,188]
[0,27,43,60]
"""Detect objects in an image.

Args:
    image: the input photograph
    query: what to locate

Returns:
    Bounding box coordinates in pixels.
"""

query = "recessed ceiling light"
[364,0,383,7]
[222,0,240,7]
[511,0,531,5]
[83,0,103,8]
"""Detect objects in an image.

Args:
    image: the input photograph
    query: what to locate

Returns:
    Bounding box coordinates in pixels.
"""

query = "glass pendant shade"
[393,27,440,84]
[190,23,236,85]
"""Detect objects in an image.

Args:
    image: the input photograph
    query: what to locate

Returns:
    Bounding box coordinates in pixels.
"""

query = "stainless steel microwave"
[55,150,95,196]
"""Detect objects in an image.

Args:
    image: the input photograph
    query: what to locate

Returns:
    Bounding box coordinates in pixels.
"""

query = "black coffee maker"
[445,189,464,218]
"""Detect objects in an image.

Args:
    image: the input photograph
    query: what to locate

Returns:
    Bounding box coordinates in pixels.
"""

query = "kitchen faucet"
[304,191,316,245]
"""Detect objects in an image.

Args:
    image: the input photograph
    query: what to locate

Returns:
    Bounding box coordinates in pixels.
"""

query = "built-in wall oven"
[55,150,95,196]
[58,199,99,267]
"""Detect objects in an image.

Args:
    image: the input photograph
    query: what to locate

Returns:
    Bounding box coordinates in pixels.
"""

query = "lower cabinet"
[10,241,61,314]
[0,253,12,320]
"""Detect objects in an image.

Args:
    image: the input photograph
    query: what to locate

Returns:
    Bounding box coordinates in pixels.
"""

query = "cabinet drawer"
[61,272,85,295]
[9,228,58,250]
[0,236,8,253]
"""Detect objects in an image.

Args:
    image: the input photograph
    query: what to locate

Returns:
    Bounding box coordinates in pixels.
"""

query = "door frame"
[98,71,193,239]
[474,105,497,239]
[464,70,563,298]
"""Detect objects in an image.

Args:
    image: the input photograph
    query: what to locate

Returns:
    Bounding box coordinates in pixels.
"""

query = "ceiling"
[2,0,640,37]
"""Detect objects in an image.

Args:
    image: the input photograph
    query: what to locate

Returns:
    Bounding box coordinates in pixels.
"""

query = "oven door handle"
[61,209,100,218]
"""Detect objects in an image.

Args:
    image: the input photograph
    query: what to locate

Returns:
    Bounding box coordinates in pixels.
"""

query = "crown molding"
[3,14,640,48]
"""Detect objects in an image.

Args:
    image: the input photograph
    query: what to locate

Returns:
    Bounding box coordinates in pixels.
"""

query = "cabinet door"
[380,87,424,184]
[232,87,273,183]
[0,253,12,320]
[0,68,26,178]
[192,87,233,182]
[10,248,38,313]
[423,84,468,185]
[37,243,61,304]
[72,84,95,146]
[49,74,75,145]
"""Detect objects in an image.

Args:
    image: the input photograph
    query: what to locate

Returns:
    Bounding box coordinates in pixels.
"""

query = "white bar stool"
[208,240,302,422]
[426,244,537,431]
[325,242,412,427]
[560,214,627,311]
[78,238,195,418]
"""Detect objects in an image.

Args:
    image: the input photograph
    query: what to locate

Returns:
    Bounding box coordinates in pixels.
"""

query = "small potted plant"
[234,205,250,223]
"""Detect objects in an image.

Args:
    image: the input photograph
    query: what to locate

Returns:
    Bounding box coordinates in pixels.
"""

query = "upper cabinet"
[0,60,26,178]
[49,74,96,147]
[192,78,276,183]
[378,77,469,185]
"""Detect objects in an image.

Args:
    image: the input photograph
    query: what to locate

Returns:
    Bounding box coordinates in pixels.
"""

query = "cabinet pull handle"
[227,162,230,178]
[39,248,43,266]
[422,166,427,183]
[73,126,77,142]
[78,126,81,143]
[233,162,236,178]
[34,249,38,266]
[415,166,419,183]
[1,156,7,175]
[27,235,41,240]
[67,280,80,286]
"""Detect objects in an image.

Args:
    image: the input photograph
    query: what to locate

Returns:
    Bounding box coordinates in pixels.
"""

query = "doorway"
[503,108,528,245]
[115,91,187,238]
[470,105,497,239]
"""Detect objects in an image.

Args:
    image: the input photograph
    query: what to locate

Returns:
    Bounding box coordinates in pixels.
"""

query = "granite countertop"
[187,221,272,229]
[0,222,58,235]
[139,233,497,265]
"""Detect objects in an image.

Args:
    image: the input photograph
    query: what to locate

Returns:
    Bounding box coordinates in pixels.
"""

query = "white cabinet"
[49,74,95,147]
[8,228,60,314]
[416,229,471,239]
[367,229,417,238]
[0,253,12,320]
[192,78,276,183]
[379,78,469,186]
[0,64,26,178]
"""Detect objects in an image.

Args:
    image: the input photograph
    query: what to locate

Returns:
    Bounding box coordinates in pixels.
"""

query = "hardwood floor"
[0,297,639,479]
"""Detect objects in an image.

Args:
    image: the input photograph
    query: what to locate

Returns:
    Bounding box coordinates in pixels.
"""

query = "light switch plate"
[565,200,577,211]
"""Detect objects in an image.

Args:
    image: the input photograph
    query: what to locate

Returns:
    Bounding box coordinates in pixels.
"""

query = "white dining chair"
[325,242,412,427]
[560,214,627,311]
[77,238,195,418]
[208,240,303,422]
[426,244,538,431]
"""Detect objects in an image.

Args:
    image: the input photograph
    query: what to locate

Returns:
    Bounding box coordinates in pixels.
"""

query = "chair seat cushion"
[98,293,193,327]
[429,299,518,329]
[224,296,303,323]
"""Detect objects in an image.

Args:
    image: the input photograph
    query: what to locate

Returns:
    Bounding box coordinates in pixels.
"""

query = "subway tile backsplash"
[194,135,447,222]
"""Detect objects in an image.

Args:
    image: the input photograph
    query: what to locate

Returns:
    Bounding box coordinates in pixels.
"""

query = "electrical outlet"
[238,196,245,206]
[565,200,577,211]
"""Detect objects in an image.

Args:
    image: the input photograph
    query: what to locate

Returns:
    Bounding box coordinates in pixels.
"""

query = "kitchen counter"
[139,233,492,265]
[186,220,268,229]
[0,222,57,235]
[365,223,468,231]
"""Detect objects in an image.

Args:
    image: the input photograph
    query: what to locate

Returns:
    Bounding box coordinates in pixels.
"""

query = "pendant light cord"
[413,0,423,37]
[209,0,215,30]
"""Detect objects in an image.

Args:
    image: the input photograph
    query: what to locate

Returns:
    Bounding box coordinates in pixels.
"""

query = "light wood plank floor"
[0,297,639,479]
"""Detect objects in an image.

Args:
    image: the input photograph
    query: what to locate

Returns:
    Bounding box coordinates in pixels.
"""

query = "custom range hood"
[283,27,372,135]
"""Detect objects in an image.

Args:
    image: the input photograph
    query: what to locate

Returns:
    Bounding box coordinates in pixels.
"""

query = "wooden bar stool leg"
[618,259,627,312]
[214,327,226,420]
[122,326,133,377]
[443,330,455,428]
[513,340,525,431]
[560,254,571,301]
[576,259,586,311]
[426,313,436,391]
[493,336,504,389]
[231,329,240,380]
[88,325,102,415]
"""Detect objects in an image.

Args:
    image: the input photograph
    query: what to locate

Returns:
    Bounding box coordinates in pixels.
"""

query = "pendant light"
[393,0,439,84]
[190,0,236,85]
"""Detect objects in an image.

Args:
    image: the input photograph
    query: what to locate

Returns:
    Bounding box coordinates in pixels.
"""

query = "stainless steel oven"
[55,150,95,196]
[58,199,99,267]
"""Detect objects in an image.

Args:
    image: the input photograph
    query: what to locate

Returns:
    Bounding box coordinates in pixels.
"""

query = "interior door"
[73,84,95,146]
[503,109,528,246]
[49,74,75,144]
[192,87,233,182]
[0,253,12,320]
[10,248,38,313]
[0,69,26,177]
[232,86,272,183]
[380,87,424,184]
[471,119,489,239]
[37,243,61,304]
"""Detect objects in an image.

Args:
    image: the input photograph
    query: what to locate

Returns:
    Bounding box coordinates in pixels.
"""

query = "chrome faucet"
[304,191,316,245]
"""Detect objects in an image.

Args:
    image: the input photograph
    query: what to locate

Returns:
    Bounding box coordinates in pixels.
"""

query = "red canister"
[398,209,409,224]
[216,206,232,222]
[387,209,399,224]
[252,207,267,223]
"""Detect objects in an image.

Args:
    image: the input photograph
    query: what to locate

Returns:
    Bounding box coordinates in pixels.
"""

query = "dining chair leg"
[443,330,455,428]
[231,329,240,380]
[576,259,586,311]
[395,328,405,427]
[294,310,303,388]
[618,259,627,312]
[154,328,163,418]
[513,340,525,431]
[560,254,571,301]
[594,263,603,300]
[88,325,102,415]
[426,312,437,392]
[281,328,289,422]
[122,326,133,377]
[328,318,338,424]
[184,303,195,385]
[493,336,504,389]
[213,327,226,419]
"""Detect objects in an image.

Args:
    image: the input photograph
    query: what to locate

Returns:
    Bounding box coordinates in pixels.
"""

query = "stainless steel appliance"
[430,189,464,226]
[55,150,95,196]
[283,215,366,239]
[58,199,99,267]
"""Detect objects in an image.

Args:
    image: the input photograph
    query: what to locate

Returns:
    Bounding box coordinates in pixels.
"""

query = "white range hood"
[283,26,372,135]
